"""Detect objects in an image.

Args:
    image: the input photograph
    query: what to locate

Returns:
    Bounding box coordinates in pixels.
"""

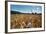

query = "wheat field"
[10,14,42,29]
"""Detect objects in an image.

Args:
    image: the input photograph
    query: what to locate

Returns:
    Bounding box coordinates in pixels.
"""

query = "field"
[11,14,42,29]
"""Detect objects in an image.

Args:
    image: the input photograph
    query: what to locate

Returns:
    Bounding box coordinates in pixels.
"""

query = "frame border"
[5,1,45,33]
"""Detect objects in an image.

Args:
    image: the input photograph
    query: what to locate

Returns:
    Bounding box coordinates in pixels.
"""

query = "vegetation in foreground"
[11,14,42,29]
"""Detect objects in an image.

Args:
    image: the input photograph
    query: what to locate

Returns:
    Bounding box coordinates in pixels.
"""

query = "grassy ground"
[11,14,42,29]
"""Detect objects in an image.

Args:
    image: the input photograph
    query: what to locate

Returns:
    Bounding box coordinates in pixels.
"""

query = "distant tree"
[32,13,34,14]
[39,13,42,15]
[35,12,37,14]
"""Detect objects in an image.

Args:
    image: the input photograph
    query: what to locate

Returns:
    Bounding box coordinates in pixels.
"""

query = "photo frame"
[5,1,45,33]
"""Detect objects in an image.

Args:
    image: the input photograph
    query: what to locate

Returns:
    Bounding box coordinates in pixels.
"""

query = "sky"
[10,5,42,13]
